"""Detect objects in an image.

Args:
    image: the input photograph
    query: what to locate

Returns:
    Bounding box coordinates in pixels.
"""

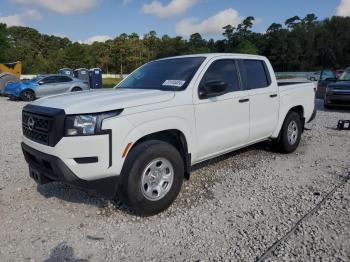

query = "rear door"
[194,58,250,161]
[316,69,336,99]
[239,59,279,142]
[57,76,74,93]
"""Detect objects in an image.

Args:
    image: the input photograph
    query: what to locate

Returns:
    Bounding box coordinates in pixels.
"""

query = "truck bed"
[278,81,310,86]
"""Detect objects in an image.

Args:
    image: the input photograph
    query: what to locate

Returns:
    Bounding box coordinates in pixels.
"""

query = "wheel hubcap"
[25,91,33,100]
[287,120,298,145]
[140,158,174,201]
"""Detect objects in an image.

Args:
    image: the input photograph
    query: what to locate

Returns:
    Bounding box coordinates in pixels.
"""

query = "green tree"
[0,23,9,62]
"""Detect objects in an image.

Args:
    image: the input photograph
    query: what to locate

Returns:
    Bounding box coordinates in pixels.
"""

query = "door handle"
[239,98,250,103]
[270,94,278,98]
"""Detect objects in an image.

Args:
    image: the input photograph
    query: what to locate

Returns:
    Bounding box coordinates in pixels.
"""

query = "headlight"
[66,115,97,136]
[65,110,123,136]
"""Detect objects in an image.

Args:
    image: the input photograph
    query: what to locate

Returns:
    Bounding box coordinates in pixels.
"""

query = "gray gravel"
[0,97,349,261]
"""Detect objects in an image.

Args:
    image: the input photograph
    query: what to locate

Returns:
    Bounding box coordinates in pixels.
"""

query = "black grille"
[22,112,52,145]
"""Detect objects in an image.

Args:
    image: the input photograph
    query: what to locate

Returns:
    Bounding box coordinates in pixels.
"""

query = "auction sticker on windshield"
[162,80,186,87]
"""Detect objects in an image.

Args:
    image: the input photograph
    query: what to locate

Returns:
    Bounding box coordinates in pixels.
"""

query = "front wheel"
[21,89,35,101]
[276,112,302,153]
[118,140,184,216]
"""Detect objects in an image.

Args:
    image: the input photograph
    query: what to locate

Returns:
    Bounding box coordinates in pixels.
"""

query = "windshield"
[118,57,205,90]
[31,75,45,82]
[338,69,350,81]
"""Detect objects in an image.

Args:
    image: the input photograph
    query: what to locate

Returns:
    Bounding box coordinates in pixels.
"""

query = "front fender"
[105,115,194,175]
[6,86,31,98]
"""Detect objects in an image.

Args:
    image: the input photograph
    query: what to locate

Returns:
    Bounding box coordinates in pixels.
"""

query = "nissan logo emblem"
[27,117,35,131]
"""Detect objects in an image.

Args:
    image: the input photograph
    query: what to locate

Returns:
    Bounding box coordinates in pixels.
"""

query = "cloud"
[142,0,197,18]
[122,0,133,6]
[11,0,99,15]
[0,8,42,27]
[176,8,241,37]
[23,9,42,20]
[336,0,350,16]
[0,14,24,26]
[84,35,113,44]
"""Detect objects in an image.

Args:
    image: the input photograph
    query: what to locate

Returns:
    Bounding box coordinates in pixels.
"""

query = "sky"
[0,0,349,44]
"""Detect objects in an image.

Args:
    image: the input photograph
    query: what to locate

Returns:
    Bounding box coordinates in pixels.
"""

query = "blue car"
[4,76,43,100]
[4,74,89,101]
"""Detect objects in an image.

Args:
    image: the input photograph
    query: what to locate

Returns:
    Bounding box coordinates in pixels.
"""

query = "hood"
[328,81,350,90]
[31,88,175,114]
[6,80,36,90]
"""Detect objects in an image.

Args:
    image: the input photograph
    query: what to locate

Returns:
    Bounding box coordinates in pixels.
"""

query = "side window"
[59,76,73,82]
[240,60,270,89]
[199,59,240,95]
[41,76,56,84]
[320,69,335,81]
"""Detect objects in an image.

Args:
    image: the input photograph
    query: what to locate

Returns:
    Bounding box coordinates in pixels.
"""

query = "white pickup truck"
[21,54,316,216]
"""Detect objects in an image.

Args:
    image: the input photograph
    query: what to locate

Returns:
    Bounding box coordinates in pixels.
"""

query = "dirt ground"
[0,97,349,261]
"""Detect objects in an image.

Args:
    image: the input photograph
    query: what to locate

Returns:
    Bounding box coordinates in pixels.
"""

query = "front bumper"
[3,92,19,99]
[325,92,350,106]
[22,142,119,198]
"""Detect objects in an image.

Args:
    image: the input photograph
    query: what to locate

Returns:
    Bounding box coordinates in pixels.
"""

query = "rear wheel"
[71,87,82,92]
[276,111,302,153]
[118,140,184,216]
[20,89,35,101]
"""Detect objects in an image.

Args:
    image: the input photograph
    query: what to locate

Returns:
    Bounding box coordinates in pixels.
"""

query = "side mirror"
[38,81,44,85]
[199,81,228,99]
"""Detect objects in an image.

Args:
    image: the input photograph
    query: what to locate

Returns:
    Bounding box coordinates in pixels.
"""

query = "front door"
[194,59,250,161]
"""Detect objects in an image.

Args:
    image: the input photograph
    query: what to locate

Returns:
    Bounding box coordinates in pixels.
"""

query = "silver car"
[307,71,321,81]
[5,74,89,101]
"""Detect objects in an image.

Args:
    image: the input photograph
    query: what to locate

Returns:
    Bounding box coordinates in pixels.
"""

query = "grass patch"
[103,78,122,88]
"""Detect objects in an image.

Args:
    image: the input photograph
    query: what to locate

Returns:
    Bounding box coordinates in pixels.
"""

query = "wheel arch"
[70,86,82,92]
[20,88,36,99]
[127,129,191,179]
[272,104,305,138]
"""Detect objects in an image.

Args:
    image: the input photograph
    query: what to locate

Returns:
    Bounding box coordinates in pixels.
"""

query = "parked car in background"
[324,68,350,108]
[4,74,89,101]
[21,54,316,216]
[316,69,337,99]
[307,71,321,81]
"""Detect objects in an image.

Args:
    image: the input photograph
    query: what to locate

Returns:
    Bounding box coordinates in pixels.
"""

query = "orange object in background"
[0,61,22,78]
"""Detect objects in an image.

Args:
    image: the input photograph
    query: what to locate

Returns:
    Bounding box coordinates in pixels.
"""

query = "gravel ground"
[0,97,349,261]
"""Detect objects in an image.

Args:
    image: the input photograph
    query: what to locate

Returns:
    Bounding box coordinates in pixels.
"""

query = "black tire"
[276,111,302,153]
[20,89,35,101]
[118,140,184,216]
[71,87,82,92]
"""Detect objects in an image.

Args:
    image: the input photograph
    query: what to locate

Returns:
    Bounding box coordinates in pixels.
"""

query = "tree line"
[0,14,350,75]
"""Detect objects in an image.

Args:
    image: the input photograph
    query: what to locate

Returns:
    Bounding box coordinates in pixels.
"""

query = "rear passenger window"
[42,76,57,84]
[241,60,270,89]
[59,76,73,82]
[200,60,240,93]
